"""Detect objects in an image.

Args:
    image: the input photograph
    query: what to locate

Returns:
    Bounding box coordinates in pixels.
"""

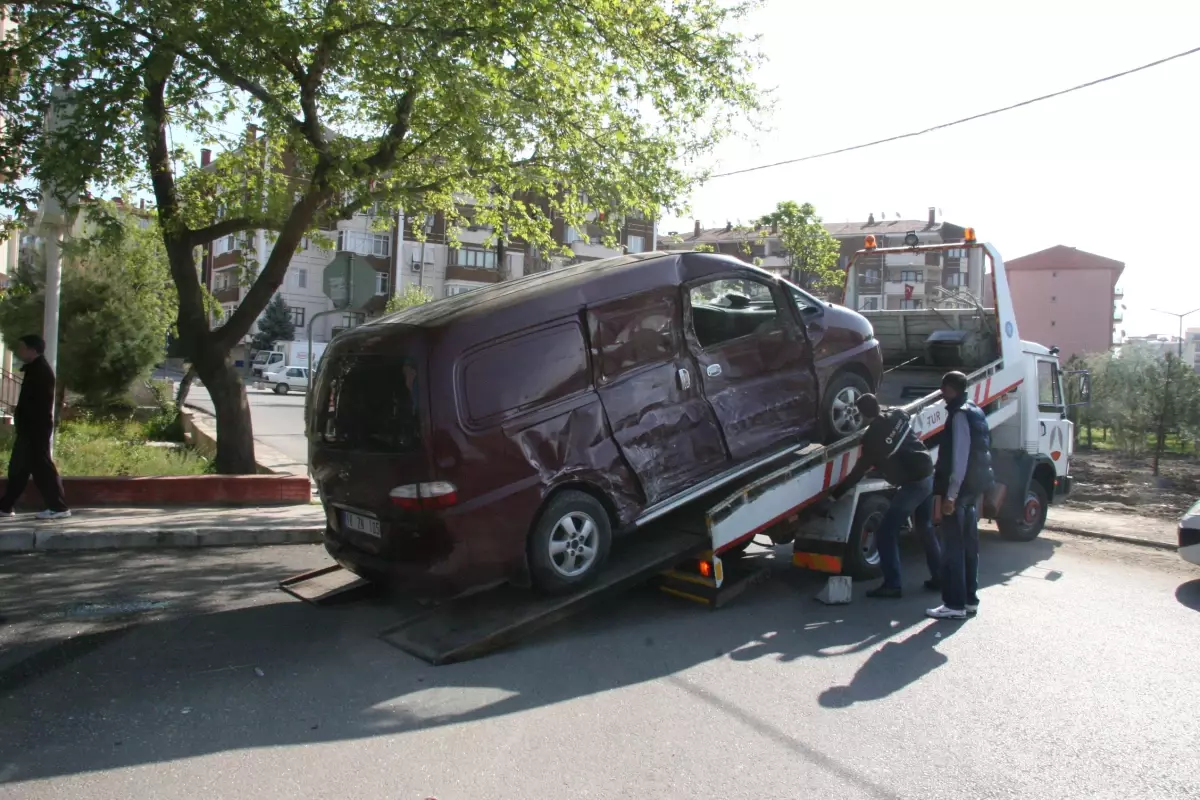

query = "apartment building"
[200,135,656,352]
[664,208,971,311]
[999,245,1125,362]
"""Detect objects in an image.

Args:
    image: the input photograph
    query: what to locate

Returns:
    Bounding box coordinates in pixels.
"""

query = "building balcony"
[569,240,620,260]
[446,264,503,283]
[884,280,926,296]
[884,252,925,267]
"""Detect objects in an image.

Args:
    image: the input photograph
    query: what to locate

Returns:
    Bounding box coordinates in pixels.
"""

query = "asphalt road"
[2,531,1198,799]
[184,382,309,467]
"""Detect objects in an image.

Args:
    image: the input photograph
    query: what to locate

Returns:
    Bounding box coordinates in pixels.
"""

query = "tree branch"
[189,216,283,249]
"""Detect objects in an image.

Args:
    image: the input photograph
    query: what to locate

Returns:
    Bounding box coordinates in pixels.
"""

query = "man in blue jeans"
[928,371,995,620]
[829,394,940,598]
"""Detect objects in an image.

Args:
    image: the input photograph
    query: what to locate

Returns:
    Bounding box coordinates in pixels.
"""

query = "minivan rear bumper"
[322,525,514,600]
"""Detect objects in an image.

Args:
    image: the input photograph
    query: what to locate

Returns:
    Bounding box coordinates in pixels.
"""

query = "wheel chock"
[815,576,852,605]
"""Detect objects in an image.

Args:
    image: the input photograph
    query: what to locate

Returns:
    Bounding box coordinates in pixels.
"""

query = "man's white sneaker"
[965,603,979,616]
[925,604,967,620]
[36,510,71,521]
[0,510,14,519]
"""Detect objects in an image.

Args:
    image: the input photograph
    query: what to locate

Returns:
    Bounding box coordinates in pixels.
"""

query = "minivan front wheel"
[821,371,871,443]
[275,383,290,395]
[529,491,612,594]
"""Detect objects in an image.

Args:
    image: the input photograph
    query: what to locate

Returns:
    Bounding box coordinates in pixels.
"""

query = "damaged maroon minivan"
[309,251,881,597]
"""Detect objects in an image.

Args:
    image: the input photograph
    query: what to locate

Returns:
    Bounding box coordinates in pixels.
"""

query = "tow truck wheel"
[998,482,1048,542]
[528,491,612,595]
[843,494,886,579]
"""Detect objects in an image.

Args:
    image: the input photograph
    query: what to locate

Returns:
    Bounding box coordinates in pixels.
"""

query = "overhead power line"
[709,44,1200,180]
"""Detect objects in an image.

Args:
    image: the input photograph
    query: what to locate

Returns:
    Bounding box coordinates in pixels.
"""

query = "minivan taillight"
[389,482,458,511]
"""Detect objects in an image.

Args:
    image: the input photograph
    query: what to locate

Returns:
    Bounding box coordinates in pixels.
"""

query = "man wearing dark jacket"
[927,370,994,620]
[829,394,940,598]
[0,335,70,519]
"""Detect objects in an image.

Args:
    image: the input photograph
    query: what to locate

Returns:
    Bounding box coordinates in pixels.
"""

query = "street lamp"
[1152,307,1200,358]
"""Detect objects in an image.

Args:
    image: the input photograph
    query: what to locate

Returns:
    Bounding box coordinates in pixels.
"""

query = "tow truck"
[284,233,1087,665]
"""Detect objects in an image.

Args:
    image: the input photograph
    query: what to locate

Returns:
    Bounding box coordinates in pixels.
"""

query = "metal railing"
[0,368,21,415]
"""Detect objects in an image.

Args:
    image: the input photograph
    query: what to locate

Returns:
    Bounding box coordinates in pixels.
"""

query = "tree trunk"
[193,351,257,474]
[175,367,196,410]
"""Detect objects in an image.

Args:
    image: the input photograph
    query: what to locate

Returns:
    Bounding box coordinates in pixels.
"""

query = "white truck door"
[1034,357,1072,478]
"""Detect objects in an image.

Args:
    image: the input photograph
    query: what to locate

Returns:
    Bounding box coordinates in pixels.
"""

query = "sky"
[659,0,1200,338]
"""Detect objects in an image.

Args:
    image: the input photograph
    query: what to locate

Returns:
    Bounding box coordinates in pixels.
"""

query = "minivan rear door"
[310,330,434,550]
[587,287,730,506]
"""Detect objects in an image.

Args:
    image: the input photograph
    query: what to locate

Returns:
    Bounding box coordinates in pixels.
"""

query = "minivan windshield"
[316,353,423,453]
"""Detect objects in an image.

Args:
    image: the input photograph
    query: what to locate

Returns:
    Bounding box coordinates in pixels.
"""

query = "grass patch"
[0,412,209,477]
[1078,427,1197,457]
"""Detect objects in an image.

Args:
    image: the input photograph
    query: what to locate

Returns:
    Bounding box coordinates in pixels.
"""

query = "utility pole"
[35,86,78,456]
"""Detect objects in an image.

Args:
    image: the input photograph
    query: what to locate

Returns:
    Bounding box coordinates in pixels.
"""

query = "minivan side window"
[591,292,679,380]
[688,277,783,350]
[460,322,590,426]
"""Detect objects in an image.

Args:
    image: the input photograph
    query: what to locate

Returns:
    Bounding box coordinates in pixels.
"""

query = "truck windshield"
[316,354,423,453]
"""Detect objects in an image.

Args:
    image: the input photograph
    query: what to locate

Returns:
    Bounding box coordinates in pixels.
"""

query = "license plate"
[342,511,381,538]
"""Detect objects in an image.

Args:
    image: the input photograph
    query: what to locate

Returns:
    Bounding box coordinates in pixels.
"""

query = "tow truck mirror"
[1064,369,1091,407]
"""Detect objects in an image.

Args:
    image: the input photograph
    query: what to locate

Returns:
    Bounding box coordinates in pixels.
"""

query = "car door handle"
[706,363,722,377]
[678,368,692,390]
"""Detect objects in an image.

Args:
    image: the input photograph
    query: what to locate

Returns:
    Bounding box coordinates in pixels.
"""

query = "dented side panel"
[587,288,730,506]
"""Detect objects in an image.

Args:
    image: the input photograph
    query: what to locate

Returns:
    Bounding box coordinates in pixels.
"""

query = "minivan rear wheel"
[528,491,612,594]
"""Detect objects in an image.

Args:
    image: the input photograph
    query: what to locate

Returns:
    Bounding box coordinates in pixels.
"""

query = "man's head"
[855,393,881,422]
[941,371,969,402]
[15,334,45,363]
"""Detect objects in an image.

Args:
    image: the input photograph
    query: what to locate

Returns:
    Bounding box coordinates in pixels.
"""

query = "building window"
[337,230,391,257]
[944,271,963,287]
[213,235,237,256]
[860,297,879,311]
[900,299,923,310]
[564,226,582,245]
[291,307,306,329]
[452,248,498,269]
[374,272,389,296]
[289,268,308,289]
[446,285,479,297]
[627,235,646,254]
[900,270,923,283]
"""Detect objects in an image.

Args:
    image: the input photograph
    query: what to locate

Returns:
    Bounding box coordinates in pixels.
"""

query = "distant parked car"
[1179,499,1200,566]
[311,251,881,598]
[263,366,310,395]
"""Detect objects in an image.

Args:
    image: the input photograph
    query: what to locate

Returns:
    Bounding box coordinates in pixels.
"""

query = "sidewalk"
[0,506,326,553]
[1046,506,1177,549]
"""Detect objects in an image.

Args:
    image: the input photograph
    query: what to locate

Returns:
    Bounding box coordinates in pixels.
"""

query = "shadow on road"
[0,533,1059,788]
[1174,579,1200,612]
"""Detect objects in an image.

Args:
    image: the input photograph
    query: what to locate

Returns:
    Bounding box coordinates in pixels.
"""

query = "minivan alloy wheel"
[831,386,864,435]
[548,511,600,577]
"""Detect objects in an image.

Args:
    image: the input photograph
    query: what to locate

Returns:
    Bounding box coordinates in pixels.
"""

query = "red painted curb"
[0,475,311,508]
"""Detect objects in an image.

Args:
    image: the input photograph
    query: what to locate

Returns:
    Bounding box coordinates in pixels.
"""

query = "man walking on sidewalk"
[0,335,71,520]
[828,394,940,598]
[927,371,993,620]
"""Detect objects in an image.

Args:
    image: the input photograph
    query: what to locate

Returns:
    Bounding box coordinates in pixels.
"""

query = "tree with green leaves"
[0,204,176,414]
[385,284,434,314]
[251,293,295,354]
[1,0,760,472]
[756,202,841,295]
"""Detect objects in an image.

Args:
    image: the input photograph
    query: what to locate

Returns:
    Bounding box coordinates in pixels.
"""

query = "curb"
[1044,523,1177,552]
[181,407,309,478]
[0,526,325,553]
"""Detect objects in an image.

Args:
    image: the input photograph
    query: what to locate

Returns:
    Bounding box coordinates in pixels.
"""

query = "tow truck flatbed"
[377,520,711,665]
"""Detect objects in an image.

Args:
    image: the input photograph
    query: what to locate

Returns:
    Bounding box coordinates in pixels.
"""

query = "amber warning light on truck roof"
[864,235,877,250]
[964,227,977,243]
